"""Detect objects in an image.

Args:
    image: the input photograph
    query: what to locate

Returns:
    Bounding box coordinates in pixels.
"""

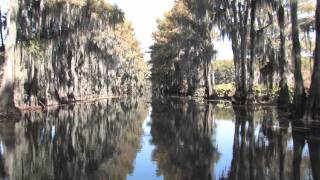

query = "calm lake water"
[0,97,319,180]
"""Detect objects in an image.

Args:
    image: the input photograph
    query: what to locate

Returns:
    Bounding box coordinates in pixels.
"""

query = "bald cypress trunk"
[290,0,306,115]
[239,4,249,104]
[306,0,320,120]
[0,0,21,119]
[231,0,241,103]
[232,2,249,105]
[277,4,290,109]
[204,59,214,98]
[247,0,257,104]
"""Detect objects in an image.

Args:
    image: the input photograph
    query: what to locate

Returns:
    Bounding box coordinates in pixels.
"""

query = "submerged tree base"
[278,84,291,111]
[0,107,21,122]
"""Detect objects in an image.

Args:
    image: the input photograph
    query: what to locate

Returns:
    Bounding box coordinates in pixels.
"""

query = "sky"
[108,0,175,60]
[0,0,8,11]
[108,0,233,60]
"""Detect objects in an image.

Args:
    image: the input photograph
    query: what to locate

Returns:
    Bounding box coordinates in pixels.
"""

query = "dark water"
[0,97,319,180]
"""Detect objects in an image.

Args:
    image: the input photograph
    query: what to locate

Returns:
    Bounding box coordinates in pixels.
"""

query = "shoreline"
[163,95,279,106]
[16,95,123,112]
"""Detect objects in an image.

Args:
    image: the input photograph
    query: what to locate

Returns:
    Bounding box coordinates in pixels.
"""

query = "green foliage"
[253,85,284,99]
[214,83,235,97]
[88,0,124,22]
[150,0,215,94]
[212,60,234,84]
[23,40,44,58]
[253,85,269,97]
[92,20,149,79]
[213,84,285,99]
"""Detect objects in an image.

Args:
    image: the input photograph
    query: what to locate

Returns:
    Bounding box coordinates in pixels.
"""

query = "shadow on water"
[0,97,319,180]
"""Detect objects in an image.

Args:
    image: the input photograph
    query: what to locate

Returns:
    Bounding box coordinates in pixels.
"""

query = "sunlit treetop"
[44,0,120,14]
[152,0,191,44]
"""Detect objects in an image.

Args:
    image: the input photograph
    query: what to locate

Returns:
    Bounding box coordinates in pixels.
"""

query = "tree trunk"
[0,7,4,50]
[306,0,320,120]
[277,3,290,109]
[204,59,213,98]
[247,0,257,104]
[232,33,240,92]
[207,60,214,97]
[0,0,20,120]
[290,0,306,115]
[231,0,242,103]
[106,63,109,95]
[239,3,249,104]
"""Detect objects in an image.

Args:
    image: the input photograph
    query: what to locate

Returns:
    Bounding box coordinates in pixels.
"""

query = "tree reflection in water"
[150,98,320,180]
[226,106,318,180]
[0,98,149,180]
[150,98,220,180]
[0,97,320,180]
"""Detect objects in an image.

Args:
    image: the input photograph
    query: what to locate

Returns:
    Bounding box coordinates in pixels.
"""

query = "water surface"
[0,97,319,180]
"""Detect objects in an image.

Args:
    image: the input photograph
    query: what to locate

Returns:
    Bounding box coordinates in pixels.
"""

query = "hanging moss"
[45,0,86,8]
[23,40,44,58]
